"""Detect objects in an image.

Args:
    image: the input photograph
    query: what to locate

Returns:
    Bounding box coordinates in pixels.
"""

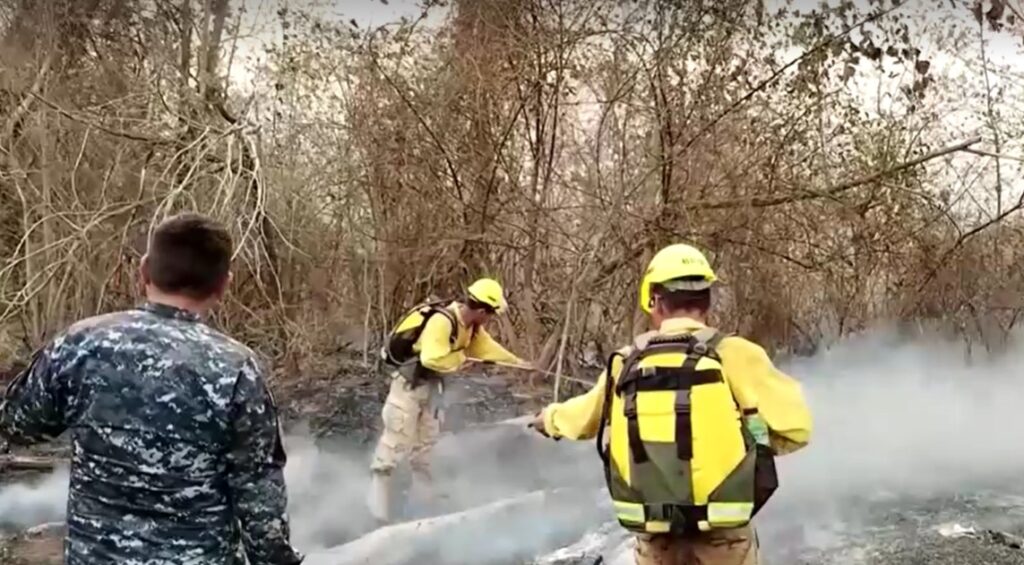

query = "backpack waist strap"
[398,362,443,388]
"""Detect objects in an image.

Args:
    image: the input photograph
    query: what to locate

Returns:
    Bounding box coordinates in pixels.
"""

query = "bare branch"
[691,137,983,210]
[965,147,1024,163]
[29,92,179,146]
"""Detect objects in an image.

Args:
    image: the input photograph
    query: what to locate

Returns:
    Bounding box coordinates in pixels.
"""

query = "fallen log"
[304,488,608,565]
[986,529,1024,551]
[0,455,59,472]
[533,522,629,565]
[24,522,65,538]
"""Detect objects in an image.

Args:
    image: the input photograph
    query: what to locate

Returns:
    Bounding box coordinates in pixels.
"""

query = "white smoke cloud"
[3,328,1024,563]
[0,466,69,531]
[280,430,379,551]
[773,329,1024,508]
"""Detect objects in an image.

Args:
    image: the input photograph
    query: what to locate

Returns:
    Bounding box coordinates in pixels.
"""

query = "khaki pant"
[368,375,443,522]
[634,526,758,565]
[371,375,443,475]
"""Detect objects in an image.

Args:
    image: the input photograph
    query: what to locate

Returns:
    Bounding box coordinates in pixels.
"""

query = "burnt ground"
[0,358,554,562]
[270,354,572,442]
[4,356,1024,564]
[0,523,64,565]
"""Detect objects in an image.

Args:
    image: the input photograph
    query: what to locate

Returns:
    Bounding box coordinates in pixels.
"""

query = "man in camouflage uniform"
[0,213,303,564]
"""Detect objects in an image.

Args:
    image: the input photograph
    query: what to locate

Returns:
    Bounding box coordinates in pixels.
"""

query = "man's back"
[2,303,300,564]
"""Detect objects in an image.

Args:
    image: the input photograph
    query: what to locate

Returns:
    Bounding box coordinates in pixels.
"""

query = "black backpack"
[380,299,458,367]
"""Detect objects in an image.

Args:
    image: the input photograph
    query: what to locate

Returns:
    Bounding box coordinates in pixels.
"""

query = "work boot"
[407,469,437,518]
[367,470,393,526]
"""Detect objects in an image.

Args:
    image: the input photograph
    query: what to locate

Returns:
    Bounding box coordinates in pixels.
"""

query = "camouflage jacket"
[0,302,304,565]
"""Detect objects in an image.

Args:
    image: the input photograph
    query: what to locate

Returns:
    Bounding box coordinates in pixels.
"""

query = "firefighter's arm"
[0,345,70,445]
[418,313,465,373]
[722,338,812,455]
[540,370,608,441]
[465,326,524,365]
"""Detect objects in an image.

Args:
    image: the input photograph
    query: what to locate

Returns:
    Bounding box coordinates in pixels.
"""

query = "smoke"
[280,430,379,551]
[751,328,1024,561]
[0,466,68,532]
[282,417,602,555]
[3,328,1024,561]
[304,488,605,565]
[774,329,1024,506]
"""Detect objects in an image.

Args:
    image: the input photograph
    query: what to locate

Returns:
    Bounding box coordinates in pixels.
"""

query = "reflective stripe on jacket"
[543,317,812,455]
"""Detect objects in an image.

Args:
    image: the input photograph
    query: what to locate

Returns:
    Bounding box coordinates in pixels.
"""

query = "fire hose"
[466,358,596,387]
[467,359,599,441]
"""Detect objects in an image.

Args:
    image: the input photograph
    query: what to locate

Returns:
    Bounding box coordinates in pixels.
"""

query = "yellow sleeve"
[721,337,813,455]
[417,313,465,373]
[465,327,523,365]
[542,370,608,440]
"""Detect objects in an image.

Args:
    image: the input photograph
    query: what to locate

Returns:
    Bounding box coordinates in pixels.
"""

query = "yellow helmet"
[466,277,507,313]
[639,243,717,314]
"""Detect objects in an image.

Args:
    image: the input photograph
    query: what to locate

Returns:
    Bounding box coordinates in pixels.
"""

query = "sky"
[222,0,1024,209]
[228,0,1024,118]
[228,0,1024,89]
[231,0,428,84]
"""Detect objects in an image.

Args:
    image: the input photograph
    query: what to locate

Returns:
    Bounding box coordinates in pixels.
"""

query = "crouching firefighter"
[529,244,813,565]
[368,278,529,525]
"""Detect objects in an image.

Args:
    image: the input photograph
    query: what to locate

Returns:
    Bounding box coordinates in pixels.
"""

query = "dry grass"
[1,0,1023,390]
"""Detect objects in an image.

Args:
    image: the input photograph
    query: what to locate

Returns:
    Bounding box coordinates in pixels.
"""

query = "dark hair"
[651,285,711,314]
[144,213,233,299]
[466,298,496,314]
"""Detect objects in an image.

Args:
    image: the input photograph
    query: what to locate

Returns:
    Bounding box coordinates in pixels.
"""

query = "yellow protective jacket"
[543,317,812,456]
[413,302,523,373]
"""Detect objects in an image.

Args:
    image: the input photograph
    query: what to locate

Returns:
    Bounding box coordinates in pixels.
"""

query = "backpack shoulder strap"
[689,326,730,360]
[692,328,754,417]
[691,326,721,345]
[384,300,457,366]
[426,304,459,346]
[618,330,659,372]
[595,340,637,464]
[595,353,616,464]
[615,330,705,397]
[594,329,661,463]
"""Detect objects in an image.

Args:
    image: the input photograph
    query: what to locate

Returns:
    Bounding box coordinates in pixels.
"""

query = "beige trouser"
[368,374,442,522]
[634,526,758,565]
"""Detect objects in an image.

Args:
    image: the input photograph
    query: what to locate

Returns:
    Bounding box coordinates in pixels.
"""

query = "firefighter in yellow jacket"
[369,278,528,525]
[530,244,812,565]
